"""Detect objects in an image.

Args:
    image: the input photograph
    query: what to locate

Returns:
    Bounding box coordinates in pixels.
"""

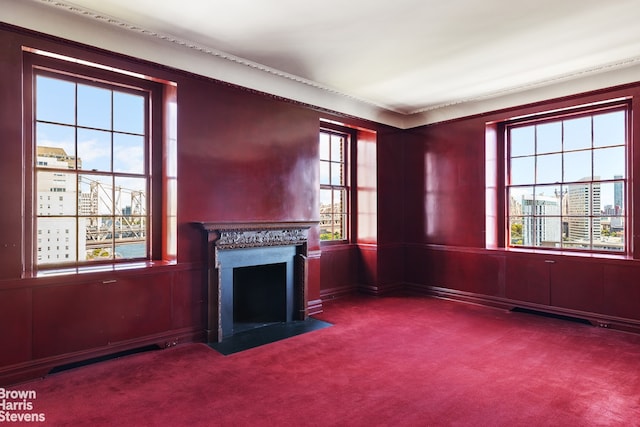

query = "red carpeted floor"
[7,295,640,426]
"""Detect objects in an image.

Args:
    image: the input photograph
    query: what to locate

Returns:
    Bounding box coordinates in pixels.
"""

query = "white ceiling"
[4,0,640,128]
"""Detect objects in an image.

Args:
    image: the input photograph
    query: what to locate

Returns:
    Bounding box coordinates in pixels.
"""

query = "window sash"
[319,128,350,242]
[32,68,151,269]
[505,104,628,253]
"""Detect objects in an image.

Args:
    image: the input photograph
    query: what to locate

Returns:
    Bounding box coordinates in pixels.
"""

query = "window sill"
[33,260,178,278]
[320,240,351,247]
[501,246,630,261]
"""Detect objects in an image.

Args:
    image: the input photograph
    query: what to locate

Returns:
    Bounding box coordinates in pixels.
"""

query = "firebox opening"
[233,262,287,333]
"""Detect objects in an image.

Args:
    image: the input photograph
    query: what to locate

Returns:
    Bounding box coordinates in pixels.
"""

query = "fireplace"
[199,221,315,342]
[234,262,287,328]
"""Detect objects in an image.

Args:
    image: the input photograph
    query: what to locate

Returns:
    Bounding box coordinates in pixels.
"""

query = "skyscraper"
[566,179,601,247]
[521,194,561,247]
[614,174,623,212]
[36,146,85,264]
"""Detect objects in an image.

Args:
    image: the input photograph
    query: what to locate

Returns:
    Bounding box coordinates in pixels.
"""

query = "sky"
[319,131,345,207]
[509,109,626,209]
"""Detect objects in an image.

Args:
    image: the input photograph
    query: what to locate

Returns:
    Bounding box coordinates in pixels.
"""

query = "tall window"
[34,72,149,266]
[24,49,176,273]
[319,128,350,241]
[507,102,628,253]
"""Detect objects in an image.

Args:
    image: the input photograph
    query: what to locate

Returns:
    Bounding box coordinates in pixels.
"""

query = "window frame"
[319,124,355,244]
[500,99,630,255]
[23,50,175,276]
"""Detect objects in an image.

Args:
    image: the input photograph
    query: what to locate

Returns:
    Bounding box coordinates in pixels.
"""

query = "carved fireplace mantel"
[200,221,316,250]
[197,221,317,343]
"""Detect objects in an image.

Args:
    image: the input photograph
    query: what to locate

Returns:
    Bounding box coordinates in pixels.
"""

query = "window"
[506,102,628,253]
[24,49,177,273]
[33,71,149,267]
[319,128,350,241]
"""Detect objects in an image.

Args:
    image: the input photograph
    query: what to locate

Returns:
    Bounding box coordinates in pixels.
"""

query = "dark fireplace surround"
[199,221,315,342]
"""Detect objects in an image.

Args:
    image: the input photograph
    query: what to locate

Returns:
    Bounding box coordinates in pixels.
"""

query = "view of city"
[319,129,347,241]
[35,74,148,266]
[508,109,626,252]
[509,178,624,251]
[36,146,147,265]
[319,201,346,241]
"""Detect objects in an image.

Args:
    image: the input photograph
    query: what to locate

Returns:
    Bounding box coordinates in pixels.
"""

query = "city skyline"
[509,109,626,210]
[36,146,147,264]
[35,72,149,265]
[510,180,624,251]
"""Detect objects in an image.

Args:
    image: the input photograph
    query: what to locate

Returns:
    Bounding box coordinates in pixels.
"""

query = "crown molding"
[35,0,402,114]
[403,58,640,128]
[5,0,640,129]
[5,0,407,127]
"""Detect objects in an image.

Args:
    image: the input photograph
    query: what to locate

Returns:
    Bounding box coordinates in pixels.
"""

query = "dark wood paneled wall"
[404,84,640,332]
[5,20,640,385]
[0,24,397,385]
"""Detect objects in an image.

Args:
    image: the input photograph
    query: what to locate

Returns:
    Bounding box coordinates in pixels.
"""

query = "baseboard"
[358,282,405,296]
[307,298,324,316]
[408,283,640,335]
[320,284,357,301]
[405,283,514,311]
[0,328,204,387]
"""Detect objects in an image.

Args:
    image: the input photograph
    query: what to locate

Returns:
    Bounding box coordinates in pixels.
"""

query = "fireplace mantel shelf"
[197,221,318,232]
[197,221,317,250]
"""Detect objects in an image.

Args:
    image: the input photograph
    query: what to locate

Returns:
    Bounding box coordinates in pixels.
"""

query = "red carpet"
[6,295,640,426]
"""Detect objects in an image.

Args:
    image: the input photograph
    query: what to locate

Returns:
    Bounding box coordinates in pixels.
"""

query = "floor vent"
[48,344,161,374]
[510,307,592,325]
